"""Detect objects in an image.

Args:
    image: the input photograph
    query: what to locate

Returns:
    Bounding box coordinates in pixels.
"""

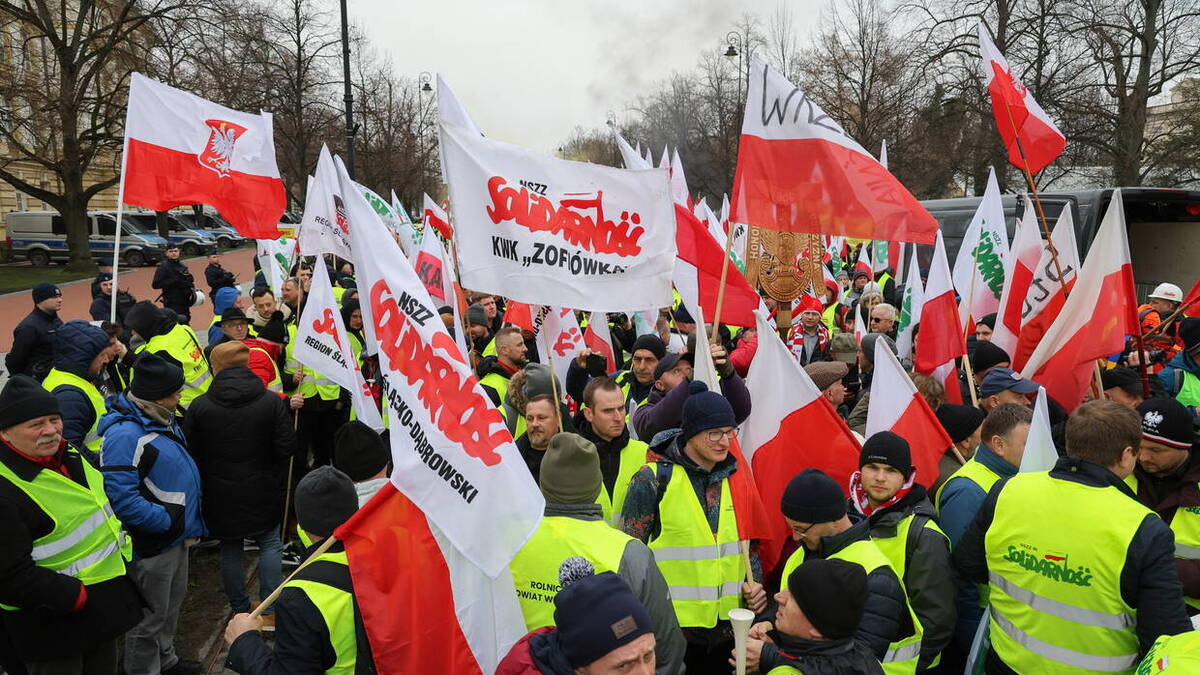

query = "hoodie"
[125,301,177,343]
[48,321,111,448]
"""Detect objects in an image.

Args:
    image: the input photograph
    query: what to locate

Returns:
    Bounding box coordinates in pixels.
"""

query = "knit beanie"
[805,361,849,392]
[1101,367,1142,397]
[333,421,390,481]
[1180,318,1200,357]
[680,381,736,442]
[630,334,667,360]
[554,572,654,669]
[294,466,359,538]
[209,341,250,374]
[976,313,997,330]
[129,353,185,401]
[859,334,896,366]
[467,303,489,328]
[935,404,986,444]
[32,282,61,305]
[1138,398,1195,450]
[787,558,868,640]
[0,375,61,430]
[971,341,1011,373]
[538,433,602,504]
[781,469,846,523]
[859,431,913,476]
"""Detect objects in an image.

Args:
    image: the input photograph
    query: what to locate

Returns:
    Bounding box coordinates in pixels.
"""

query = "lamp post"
[340,0,356,177]
[606,110,618,165]
[725,31,743,107]
[419,71,432,94]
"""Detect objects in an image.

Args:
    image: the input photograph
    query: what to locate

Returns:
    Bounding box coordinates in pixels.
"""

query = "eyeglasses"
[705,428,738,442]
[869,316,887,323]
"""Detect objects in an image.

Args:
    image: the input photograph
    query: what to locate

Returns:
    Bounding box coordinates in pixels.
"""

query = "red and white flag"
[865,337,953,484]
[411,225,468,359]
[741,311,862,568]
[854,303,867,346]
[730,58,937,244]
[423,193,452,239]
[584,312,617,373]
[952,167,1009,329]
[1011,206,1080,371]
[854,245,873,277]
[1021,191,1137,411]
[541,307,586,389]
[122,73,286,238]
[674,205,760,327]
[991,200,1042,357]
[914,231,965,404]
[979,24,1066,174]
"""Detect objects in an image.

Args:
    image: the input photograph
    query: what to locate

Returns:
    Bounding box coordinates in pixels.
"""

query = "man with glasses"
[620,381,766,675]
[869,303,898,340]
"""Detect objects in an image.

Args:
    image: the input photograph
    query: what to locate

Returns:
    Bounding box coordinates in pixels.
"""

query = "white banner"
[338,154,542,577]
[440,122,676,311]
[255,236,294,300]
[293,263,385,431]
[298,145,353,260]
[539,306,585,390]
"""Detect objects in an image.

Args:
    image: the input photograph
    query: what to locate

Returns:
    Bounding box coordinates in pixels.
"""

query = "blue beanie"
[213,286,240,315]
[554,572,653,668]
[681,380,736,442]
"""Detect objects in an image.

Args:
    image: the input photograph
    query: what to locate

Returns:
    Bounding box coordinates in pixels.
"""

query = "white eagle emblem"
[198,119,248,178]
[1144,410,1164,428]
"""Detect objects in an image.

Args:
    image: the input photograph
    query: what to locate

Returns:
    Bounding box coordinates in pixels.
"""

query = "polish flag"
[914,231,965,404]
[991,199,1041,357]
[423,193,452,239]
[122,73,285,238]
[1183,277,1200,318]
[741,311,863,568]
[979,24,1066,174]
[854,303,867,346]
[584,311,617,373]
[865,337,953,484]
[730,58,937,244]
[854,244,874,278]
[1011,206,1081,371]
[1021,191,1137,411]
[674,205,759,327]
[503,301,538,333]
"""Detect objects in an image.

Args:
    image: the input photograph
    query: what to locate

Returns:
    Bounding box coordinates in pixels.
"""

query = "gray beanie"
[539,433,602,504]
[294,466,359,538]
[859,333,897,365]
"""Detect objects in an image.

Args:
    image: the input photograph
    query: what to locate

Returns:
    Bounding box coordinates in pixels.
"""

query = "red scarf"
[3,438,71,478]
[848,468,916,516]
[786,320,830,361]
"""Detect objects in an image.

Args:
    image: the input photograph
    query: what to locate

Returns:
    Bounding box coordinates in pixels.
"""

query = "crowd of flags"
[110,19,1175,673]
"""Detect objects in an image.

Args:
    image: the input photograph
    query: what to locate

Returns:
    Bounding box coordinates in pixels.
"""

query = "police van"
[6,210,168,267]
[919,187,1200,301]
[121,212,218,256]
[174,212,249,249]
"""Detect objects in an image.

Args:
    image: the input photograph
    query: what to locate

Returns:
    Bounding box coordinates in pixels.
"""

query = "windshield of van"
[121,215,154,234]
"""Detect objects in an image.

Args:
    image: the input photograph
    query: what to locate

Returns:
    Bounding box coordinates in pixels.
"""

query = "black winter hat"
[859,333,896,365]
[630,334,667,360]
[671,304,694,325]
[1101,367,1142,397]
[467,303,489,328]
[257,310,287,344]
[781,468,846,524]
[681,381,735,442]
[218,308,249,326]
[787,558,868,640]
[859,431,912,476]
[971,341,1011,374]
[333,421,389,481]
[294,466,359,538]
[1180,318,1200,356]
[129,353,185,401]
[125,301,169,340]
[0,375,61,430]
[975,313,997,330]
[936,404,986,444]
[1137,398,1194,450]
[32,282,61,304]
[554,572,653,669]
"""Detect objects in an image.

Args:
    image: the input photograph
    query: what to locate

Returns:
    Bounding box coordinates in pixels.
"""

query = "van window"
[50,215,67,236]
[96,215,117,236]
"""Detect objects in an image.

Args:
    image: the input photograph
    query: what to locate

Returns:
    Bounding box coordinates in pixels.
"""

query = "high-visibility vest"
[1177,370,1200,407]
[872,513,947,669]
[985,472,1149,673]
[508,516,632,630]
[282,548,358,674]
[781,539,923,673]
[479,372,510,407]
[248,345,283,394]
[0,447,130,610]
[1137,631,1200,673]
[647,463,744,628]
[877,272,893,296]
[608,439,650,527]
[934,455,1002,511]
[822,303,840,333]
[42,369,106,451]
[285,324,341,401]
[766,667,802,674]
[135,324,211,408]
[1127,474,1200,610]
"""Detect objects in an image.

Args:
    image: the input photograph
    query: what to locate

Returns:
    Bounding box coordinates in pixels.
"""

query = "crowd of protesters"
[2,238,1200,675]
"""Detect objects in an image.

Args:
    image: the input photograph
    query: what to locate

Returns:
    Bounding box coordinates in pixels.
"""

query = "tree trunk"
[61,197,96,273]
[155,210,170,241]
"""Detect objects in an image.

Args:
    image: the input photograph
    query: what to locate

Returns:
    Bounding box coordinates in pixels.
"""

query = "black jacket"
[759,632,884,675]
[0,442,143,663]
[953,457,1193,673]
[152,258,195,306]
[89,290,136,325]
[574,416,633,498]
[206,262,237,296]
[183,367,296,539]
[227,541,375,674]
[6,307,62,381]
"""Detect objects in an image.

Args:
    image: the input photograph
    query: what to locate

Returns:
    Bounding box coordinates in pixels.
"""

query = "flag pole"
[541,326,564,433]
[1143,297,1199,338]
[249,534,339,619]
[709,225,737,342]
[110,134,131,324]
[960,244,982,406]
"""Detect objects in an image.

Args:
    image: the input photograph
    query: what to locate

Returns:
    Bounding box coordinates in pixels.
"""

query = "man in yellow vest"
[619,381,766,675]
[851,432,956,670]
[508,433,685,673]
[476,326,528,407]
[284,320,346,469]
[0,376,142,674]
[224,466,373,673]
[1160,318,1200,421]
[767,468,917,672]
[742,559,884,674]
[1129,397,1200,610]
[44,321,122,452]
[953,400,1193,673]
[576,377,651,526]
[125,301,212,409]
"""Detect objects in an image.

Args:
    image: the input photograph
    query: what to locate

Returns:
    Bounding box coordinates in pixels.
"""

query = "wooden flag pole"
[1143,297,1199,338]
[1000,102,1069,292]
[960,244,981,407]
[249,535,339,619]
[709,226,737,343]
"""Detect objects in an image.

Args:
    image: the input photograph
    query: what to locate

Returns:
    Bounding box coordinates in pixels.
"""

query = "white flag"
[297,145,353,259]
[540,307,586,390]
[952,167,1010,327]
[1021,386,1058,472]
[255,237,294,300]
[292,263,385,431]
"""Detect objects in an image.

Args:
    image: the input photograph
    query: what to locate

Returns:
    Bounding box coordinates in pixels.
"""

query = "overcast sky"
[355,0,819,152]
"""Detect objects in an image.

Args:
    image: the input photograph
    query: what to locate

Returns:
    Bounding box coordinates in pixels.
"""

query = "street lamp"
[419,71,432,94]
[725,30,745,105]
[605,110,616,128]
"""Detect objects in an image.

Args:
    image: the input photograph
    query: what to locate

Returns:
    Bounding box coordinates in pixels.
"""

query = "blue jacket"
[1158,352,1200,417]
[98,393,205,558]
[48,321,111,448]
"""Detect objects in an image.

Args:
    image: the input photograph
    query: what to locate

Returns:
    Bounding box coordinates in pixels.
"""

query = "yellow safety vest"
[135,324,211,408]
[822,303,840,334]
[985,471,1149,674]
[1137,631,1200,673]
[781,539,923,673]
[282,548,358,674]
[508,516,632,630]
[285,324,342,401]
[479,372,511,407]
[608,439,650,527]
[42,369,106,451]
[1127,474,1200,610]
[647,463,744,628]
[935,456,1002,511]
[0,447,130,610]
[1177,370,1200,407]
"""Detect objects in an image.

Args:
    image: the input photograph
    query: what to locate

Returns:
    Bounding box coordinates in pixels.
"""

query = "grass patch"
[0,265,97,295]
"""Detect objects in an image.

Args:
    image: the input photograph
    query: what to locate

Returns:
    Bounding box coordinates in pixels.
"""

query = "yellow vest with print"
[42,369,106,452]
[282,549,358,674]
[508,516,632,630]
[285,324,342,401]
[1126,474,1200,610]
[1137,631,1200,673]
[985,471,1150,674]
[134,323,211,408]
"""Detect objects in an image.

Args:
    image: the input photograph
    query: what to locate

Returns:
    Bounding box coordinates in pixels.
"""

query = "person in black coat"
[7,283,64,382]
[88,273,136,327]
[183,341,296,617]
[205,253,237,297]
[152,245,195,323]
